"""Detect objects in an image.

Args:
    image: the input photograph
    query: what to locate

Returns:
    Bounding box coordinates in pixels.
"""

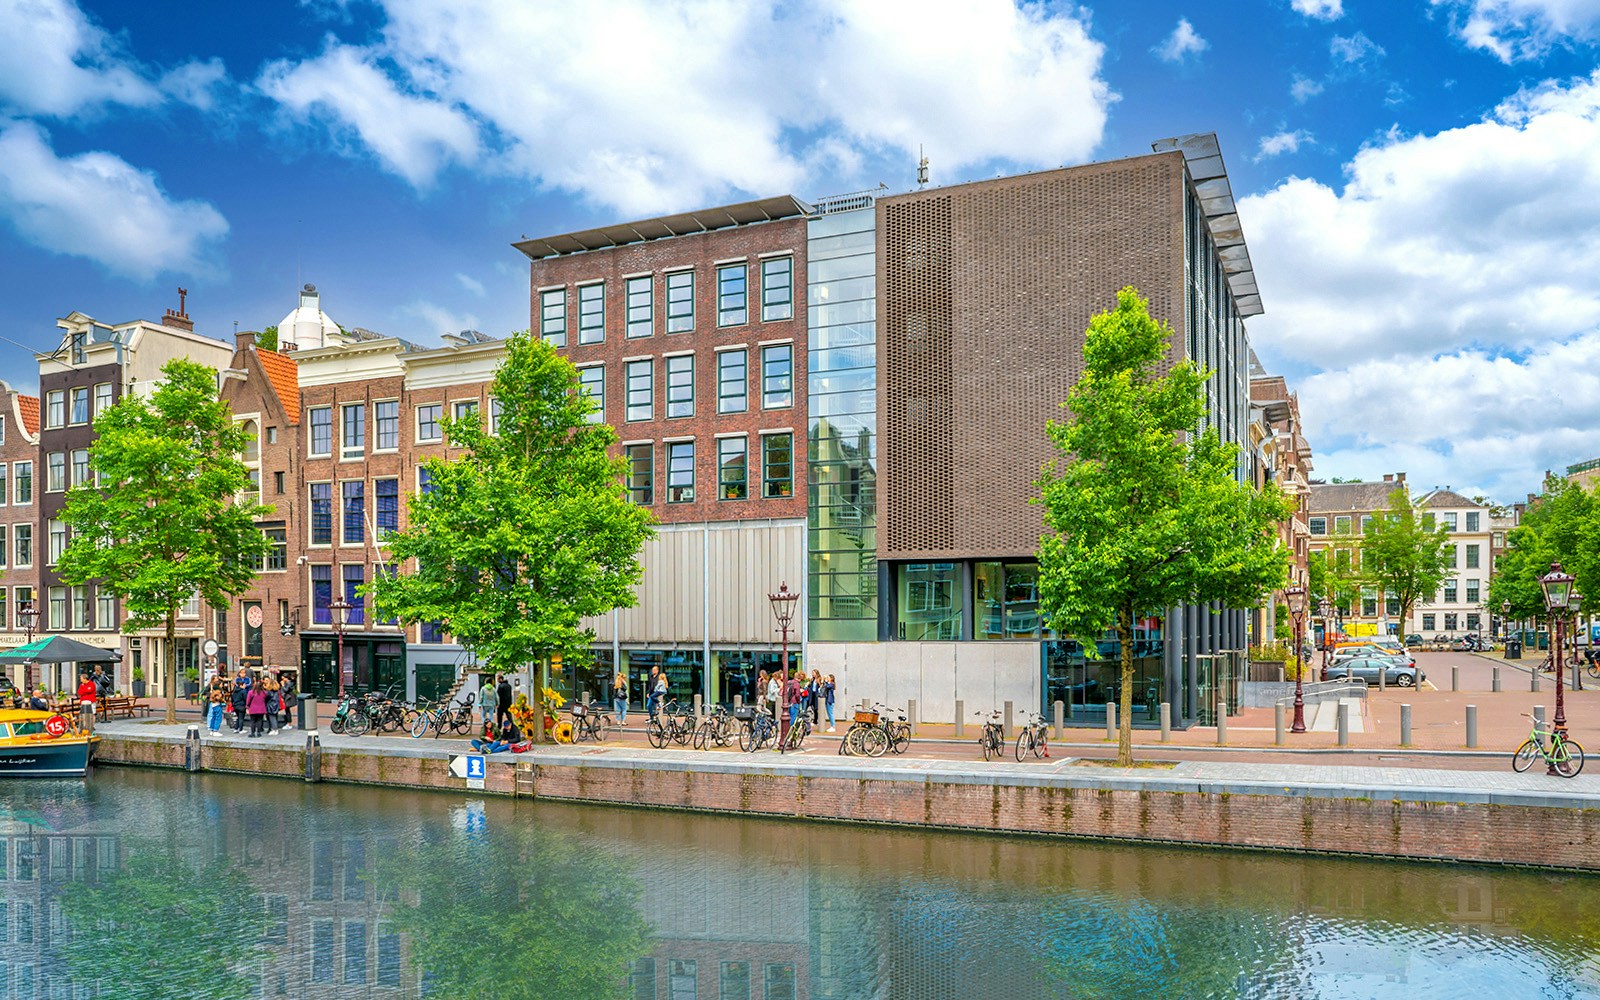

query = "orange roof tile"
[17,395,39,438]
[255,350,301,424]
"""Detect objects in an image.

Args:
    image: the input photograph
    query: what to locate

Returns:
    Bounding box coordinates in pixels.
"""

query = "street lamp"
[1539,564,1575,760]
[767,582,799,754]
[16,601,39,700]
[329,593,352,699]
[1317,596,1333,673]
[1501,599,1511,643]
[1571,591,1585,693]
[1287,584,1308,734]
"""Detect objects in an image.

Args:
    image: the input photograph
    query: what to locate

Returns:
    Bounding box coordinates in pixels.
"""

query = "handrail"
[1274,680,1366,707]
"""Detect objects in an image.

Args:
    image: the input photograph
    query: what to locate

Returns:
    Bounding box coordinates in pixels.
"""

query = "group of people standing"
[206,666,297,737]
[619,666,836,732]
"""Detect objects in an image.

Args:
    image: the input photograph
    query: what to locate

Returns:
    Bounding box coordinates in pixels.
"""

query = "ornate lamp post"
[1501,599,1511,643]
[1539,564,1575,764]
[17,601,39,698]
[1571,591,1585,693]
[767,582,799,754]
[329,593,352,699]
[1287,584,1308,733]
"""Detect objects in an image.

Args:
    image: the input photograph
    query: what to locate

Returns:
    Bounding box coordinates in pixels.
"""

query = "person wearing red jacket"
[76,673,98,718]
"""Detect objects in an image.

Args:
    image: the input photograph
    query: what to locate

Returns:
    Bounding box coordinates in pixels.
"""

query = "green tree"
[1036,288,1292,766]
[1308,548,1361,631]
[368,333,654,733]
[1489,475,1596,626]
[57,359,271,723]
[1357,488,1452,634]
[257,324,278,351]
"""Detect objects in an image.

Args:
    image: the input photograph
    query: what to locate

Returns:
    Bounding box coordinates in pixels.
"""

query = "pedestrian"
[75,671,98,719]
[245,679,268,737]
[755,670,768,715]
[766,670,782,722]
[231,667,251,732]
[279,673,298,729]
[479,673,499,731]
[206,672,228,733]
[808,669,823,724]
[91,665,111,701]
[652,669,667,720]
[29,687,49,711]
[784,670,804,734]
[647,665,661,719]
[263,670,282,736]
[496,674,514,731]
[612,670,629,726]
[823,673,837,732]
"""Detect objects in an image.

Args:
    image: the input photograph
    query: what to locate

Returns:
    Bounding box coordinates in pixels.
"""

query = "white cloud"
[257,42,480,189]
[1291,0,1344,19]
[159,58,229,112]
[1155,18,1209,62]
[400,300,481,341]
[455,272,485,297]
[1330,31,1385,62]
[0,0,161,116]
[1243,70,1600,500]
[1256,129,1313,159]
[0,121,228,280]
[257,0,1114,214]
[1291,74,1325,102]
[1432,0,1600,62]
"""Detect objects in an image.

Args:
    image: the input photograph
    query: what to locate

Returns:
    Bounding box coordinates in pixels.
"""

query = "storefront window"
[1043,621,1164,724]
[975,561,1043,639]
[894,563,961,640]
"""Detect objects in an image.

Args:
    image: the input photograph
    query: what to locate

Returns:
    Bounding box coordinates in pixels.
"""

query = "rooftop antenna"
[917,145,929,188]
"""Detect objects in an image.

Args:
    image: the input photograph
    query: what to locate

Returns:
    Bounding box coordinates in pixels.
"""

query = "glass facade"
[807,206,878,641]
[1044,622,1166,724]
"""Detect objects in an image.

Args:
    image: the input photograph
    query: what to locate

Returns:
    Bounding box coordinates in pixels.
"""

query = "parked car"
[1404,633,1424,647]
[1323,656,1424,687]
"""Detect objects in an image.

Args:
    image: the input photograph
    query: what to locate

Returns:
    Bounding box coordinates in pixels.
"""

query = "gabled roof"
[16,395,38,437]
[1307,481,1408,514]
[255,349,301,425]
[1418,489,1482,509]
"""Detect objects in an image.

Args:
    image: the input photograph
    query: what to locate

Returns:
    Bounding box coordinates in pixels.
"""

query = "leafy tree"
[1357,488,1453,635]
[257,324,279,351]
[1308,548,1361,627]
[1489,475,1596,628]
[1036,288,1292,766]
[369,333,654,735]
[58,359,271,723]
[1329,476,1364,483]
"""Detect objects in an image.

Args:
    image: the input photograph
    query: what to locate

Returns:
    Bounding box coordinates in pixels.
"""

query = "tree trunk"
[1118,604,1135,767]
[163,608,178,725]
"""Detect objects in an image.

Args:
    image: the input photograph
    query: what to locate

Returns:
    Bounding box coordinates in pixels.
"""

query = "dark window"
[417,404,442,443]
[666,271,694,332]
[763,434,793,498]
[626,445,653,505]
[309,407,332,456]
[342,482,364,545]
[667,441,694,503]
[273,470,285,494]
[310,483,332,545]
[343,565,365,626]
[375,479,399,537]
[312,565,332,625]
[264,526,287,570]
[718,437,747,500]
[311,920,334,983]
[343,921,367,984]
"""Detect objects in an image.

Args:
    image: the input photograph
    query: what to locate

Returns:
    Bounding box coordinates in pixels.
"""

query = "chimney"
[163,287,194,332]
[1397,472,1407,485]
[1382,474,1393,482]
[235,331,257,352]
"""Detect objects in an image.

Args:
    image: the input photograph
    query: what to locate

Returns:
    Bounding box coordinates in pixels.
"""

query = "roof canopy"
[1151,132,1263,318]
[0,636,122,664]
[513,195,810,260]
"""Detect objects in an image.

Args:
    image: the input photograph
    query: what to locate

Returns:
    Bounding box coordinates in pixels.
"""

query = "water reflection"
[0,772,1595,998]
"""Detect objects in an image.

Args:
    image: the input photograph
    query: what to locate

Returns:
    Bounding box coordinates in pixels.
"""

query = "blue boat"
[0,709,98,777]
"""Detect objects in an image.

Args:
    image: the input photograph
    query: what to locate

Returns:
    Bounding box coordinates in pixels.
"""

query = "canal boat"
[0,708,98,777]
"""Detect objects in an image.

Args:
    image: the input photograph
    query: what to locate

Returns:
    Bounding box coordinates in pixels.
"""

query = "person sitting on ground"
[471,718,527,754]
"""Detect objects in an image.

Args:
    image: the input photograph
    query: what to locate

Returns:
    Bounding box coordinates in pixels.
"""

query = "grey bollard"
[1336,703,1349,746]
[1159,702,1171,742]
[955,699,964,738]
[907,699,917,737]
[1466,704,1478,748]
[1492,667,1501,693]
[1531,669,1540,693]
[1105,701,1117,740]
[862,698,870,710]
[1216,701,1228,745]
[80,703,94,735]
[1400,703,1412,746]
[305,732,322,782]
[733,694,742,709]
[693,693,703,722]
[1053,700,1065,740]
[1004,700,1014,739]
[1378,667,1386,692]
[582,690,591,705]
[1535,705,1546,727]
[185,724,201,772]
[1451,666,1459,692]
[1274,703,1286,746]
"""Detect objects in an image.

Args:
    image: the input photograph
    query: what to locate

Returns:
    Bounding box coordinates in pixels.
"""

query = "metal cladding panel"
[878,154,1186,562]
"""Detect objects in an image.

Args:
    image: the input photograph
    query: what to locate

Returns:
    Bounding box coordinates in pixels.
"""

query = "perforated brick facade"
[878,151,1188,560]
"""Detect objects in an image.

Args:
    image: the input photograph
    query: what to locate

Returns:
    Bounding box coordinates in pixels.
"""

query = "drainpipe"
[702,522,711,695]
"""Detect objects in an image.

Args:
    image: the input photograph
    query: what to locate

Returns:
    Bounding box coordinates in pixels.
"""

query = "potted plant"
[131,666,146,698]
[183,666,200,698]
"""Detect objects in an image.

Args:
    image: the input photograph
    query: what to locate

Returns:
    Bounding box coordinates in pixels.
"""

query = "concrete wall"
[807,640,1040,722]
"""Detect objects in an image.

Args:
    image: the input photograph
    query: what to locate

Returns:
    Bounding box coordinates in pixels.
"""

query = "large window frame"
[341,403,365,459]
[577,365,605,423]
[762,433,793,498]
[718,436,747,500]
[717,263,747,326]
[45,390,64,429]
[310,483,333,546]
[626,275,653,338]
[665,355,694,418]
[625,444,653,505]
[666,270,694,333]
[760,255,793,321]
[341,481,365,546]
[540,288,567,346]
[625,360,653,422]
[666,441,695,503]
[761,343,793,408]
[577,282,605,345]
[374,400,399,451]
[717,349,747,413]
[308,406,333,457]
[416,404,443,444]
[69,387,90,426]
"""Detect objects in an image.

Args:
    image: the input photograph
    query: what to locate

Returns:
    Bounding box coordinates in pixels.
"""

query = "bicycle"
[693,705,738,750]
[646,702,694,749]
[838,706,889,757]
[1512,713,1585,777]
[783,710,813,750]
[570,701,613,743]
[1014,711,1049,761]
[739,708,778,752]
[975,710,1004,761]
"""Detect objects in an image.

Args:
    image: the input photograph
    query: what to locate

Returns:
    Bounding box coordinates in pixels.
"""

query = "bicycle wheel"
[693,722,710,751]
[1556,739,1586,777]
[330,715,345,735]
[861,727,888,758]
[1512,740,1539,772]
[450,713,471,736]
[1015,730,1031,762]
[409,712,431,738]
[891,722,910,755]
[346,711,370,737]
[1032,729,1048,759]
[596,716,612,742]
[647,720,667,749]
[673,720,692,745]
[738,721,755,753]
[982,730,996,761]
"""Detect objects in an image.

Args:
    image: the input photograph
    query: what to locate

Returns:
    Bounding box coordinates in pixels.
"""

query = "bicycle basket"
[571,703,588,718]
[732,705,757,721]
[854,710,879,725]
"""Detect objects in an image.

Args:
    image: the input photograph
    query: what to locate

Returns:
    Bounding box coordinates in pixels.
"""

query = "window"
[14,525,31,567]
[625,360,653,422]
[311,919,335,983]
[48,587,65,630]
[12,462,28,505]
[1465,544,1480,568]
[274,470,285,494]
[181,591,201,618]
[0,463,7,506]
[669,959,698,999]
[666,270,694,332]
[761,344,793,408]
[718,437,747,500]
[47,519,64,565]
[1443,579,1458,603]
[341,404,365,457]
[1333,515,1352,535]
[453,400,479,423]
[309,407,332,456]
[1362,588,1377,617]
[1467,579,1480,602]
[1444,612,1459,631]
[1386,596,1401,616]
[540,288,567,346]
[418,467,434,494]
[310,483,333,545]
[94,382,112,416]
[421,620,445,643]
[71,449,89,487]
[625,445,653,504]
[0,590,7,630]
[267,426,278,444]
[416,404,442,443]
[343,565,365,625]
[1308,516,1326,535]
[666,356,694,418]
[717,263,747,326]
[342,482,364,545]
[762,433,793,498]
[71,587,89,629]
[578,282,605,344]
[1422,613,1436,630]
[311,565,333,625]
[1467,612,1481,632]
[765,963,797,1000]
[45,390,64,428]
[667,441,695,503]
[1359,514,1373,534]
[490,397,502,434]
[578,366,605,423]
[717,350,747,413]
[264,526,288,570]
[46,453,64,493]
[1492,531,1505,547]
[760,256,793,321]
[1445,545,1457,568]
[1466,512,1480,532]
[626,276,653,337]
[0,525,6,567]
[69,387,89,425]
[375,479,399,538]
[1442,512,1458,531]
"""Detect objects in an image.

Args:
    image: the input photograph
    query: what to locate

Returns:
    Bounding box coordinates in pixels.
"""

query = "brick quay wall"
[91,730,1600,872]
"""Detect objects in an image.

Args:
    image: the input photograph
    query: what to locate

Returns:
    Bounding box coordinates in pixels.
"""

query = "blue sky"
[3,0,1600,503]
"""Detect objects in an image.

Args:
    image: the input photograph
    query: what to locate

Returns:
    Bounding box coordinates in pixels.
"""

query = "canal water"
[0,769,1596,999]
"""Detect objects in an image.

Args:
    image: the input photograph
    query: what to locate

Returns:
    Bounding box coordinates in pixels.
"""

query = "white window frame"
[665,354,694,419]
[45,390,64,429]
[374,399,400,452]
[415,404,443,444]
[308,406,333,458]
[626,275,653,338]
[340,402,365,460]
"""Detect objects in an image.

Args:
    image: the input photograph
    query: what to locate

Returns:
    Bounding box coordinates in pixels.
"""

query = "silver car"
[1324,656,1423,688]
